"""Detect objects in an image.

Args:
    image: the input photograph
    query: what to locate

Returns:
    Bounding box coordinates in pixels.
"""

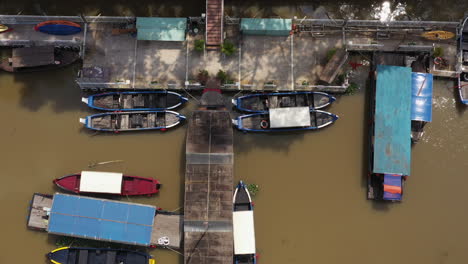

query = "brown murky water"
[1,1,468,264]
[1,64,468,264]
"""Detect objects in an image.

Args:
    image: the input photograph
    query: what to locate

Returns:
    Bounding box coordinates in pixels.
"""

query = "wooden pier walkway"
[205,0,223,49]
[184,102,234,263]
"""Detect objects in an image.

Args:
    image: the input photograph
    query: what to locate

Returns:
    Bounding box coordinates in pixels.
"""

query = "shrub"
[345,82,359,95]
[221,41,236,56]
[197,69,209,85]
[326,48,337,61]
[433,46,444,57]
[216,70,229,83]
[194,39,205,52]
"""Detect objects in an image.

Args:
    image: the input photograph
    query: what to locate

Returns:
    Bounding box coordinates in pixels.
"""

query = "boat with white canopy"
[233,181,257,264]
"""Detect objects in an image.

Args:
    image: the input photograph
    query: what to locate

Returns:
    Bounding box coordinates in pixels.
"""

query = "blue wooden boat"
[82,91,188,111]
[232,91,335,112]
[458,15,468,104]
[35,20,81,35]
[48,247,155,264]
[233,181,257,264]
[232,107,338,132]
[368,65,412,202]
[80,111,186,132]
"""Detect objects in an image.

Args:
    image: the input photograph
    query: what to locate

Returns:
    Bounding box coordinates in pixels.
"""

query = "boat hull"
[233,110,338,132]
[458,16,468,104]
[0,48,80,73]
[233,181,256,263]
[233,91,335,112]
[53,173,161,196]
[35,20,82,35]
[84,91,188,111]
[47,247,155,264]
[80,110,186,132]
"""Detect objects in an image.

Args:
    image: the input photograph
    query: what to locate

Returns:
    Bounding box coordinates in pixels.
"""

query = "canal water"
[1,63,467,264]
[1,2,468,264]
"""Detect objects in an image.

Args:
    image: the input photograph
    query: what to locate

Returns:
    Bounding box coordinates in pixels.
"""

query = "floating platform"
[184,105,234,263]
[26,193,182,249]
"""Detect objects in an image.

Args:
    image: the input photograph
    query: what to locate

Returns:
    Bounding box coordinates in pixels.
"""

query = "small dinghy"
[80,110,186,132]
[82,91,188,111]
[232,91,335,112]
[233,106,338,132]
[47,247,155,264]
[35,20,81,35]
[0,46,79,73]
[458,15,468,104]
[233,181,257,264]
[53,171,161,196]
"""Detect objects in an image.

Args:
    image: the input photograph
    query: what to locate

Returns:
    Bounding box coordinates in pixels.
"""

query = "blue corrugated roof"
[48,194,155,246]
[411,72,433,122]
[373,65,412,176]
[136,17,186,41]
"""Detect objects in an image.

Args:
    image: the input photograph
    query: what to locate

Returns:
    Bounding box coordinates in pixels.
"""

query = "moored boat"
[0,24,9,33]
[79,110,186,132]
[0,46,79,73]
[82,91,188,111]
[47,247,155,264]
[35,20,81,35]
[232,106,338,132]
[232,91,335,112]
[53,171,161,196]
[410,72,433,143]
[458,15,468,104]
[233,181,257,264]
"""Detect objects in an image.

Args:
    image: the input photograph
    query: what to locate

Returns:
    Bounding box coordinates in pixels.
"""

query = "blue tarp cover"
[48,194,155,246]
[411,72,433,122]
[383,174,402,201]
[373,65,412,176]
[136,17,186,41]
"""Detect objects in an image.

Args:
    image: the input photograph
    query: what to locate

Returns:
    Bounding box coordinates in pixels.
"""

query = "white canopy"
[233,211,256,255]
[79,171,123,194]
[269,107,310,128]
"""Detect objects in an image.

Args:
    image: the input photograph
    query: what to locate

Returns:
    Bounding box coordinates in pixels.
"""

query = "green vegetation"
[216,70,235,84]
[221,41,236,56]
[247,183,259,197]
[326,48,337,61]
[302,80,310,86]
[345,82,359,95]
[194,39,205,52]
[197,69,209,85]
[433,46,444,57]
[336,73,345,84]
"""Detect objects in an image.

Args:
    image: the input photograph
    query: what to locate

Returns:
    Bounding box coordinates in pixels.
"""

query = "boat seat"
[134,94,145,108]
[105,251,117,264]
[120,115,129,129]
[122,95,133,109]
[78,250,89,264]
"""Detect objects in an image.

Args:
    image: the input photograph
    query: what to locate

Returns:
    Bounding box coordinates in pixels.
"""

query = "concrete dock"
[184,93,234,263]
[0,15,462,92]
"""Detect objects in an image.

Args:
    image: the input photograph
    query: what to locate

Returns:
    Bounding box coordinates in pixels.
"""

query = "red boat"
[53,171,161,196]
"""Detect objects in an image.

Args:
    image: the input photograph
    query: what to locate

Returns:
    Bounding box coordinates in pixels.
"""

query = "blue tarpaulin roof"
[373,65,412,176]
[136,17,186,41]
[411,72,433,122]
[241,18,292,36]
[48,194,155,246]
[383,174,402,201]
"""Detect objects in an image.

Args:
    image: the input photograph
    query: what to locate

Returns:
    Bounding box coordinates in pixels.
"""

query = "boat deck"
[151,212,183,249]
[27,193,52,230]
[184,110,234,264]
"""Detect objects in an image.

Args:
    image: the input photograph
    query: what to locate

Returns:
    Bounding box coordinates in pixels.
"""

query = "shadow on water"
[15,63,84,113]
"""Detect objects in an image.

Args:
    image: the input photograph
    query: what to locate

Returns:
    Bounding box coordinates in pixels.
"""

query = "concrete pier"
[0,15,462,91]
[183,93,234,263]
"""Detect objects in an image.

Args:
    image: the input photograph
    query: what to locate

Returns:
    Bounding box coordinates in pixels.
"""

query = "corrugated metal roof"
[241,18,292,36]
[411,72,433,122]
[136,17,186,41]
[48,194,155,246]
[373,65,412,176]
